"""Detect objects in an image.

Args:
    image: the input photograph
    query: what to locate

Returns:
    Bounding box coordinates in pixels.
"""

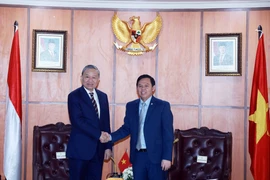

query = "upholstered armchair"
[32,122,71,180]
[168,127,232,180]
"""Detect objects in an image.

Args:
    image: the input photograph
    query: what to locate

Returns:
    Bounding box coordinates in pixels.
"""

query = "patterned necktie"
[136,102,146,150]
[89,92,99,118]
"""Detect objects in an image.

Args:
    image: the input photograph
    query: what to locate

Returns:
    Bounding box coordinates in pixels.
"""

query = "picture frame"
[32,30,67,72]
[205,33,242,76]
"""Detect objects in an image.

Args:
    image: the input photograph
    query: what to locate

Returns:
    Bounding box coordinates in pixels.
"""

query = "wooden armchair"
[32,122,71,180]
[168,127,232,180]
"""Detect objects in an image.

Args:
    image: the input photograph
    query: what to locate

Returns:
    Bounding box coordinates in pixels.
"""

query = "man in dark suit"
[40,39,59,62]
[101,74,174,180]
[213,42,233,66]
[67,64,112,180]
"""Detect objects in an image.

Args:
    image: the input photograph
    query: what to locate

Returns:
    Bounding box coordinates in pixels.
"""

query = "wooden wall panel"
[202,11,246,106]
[158,12,201,105]
[171,107,199,130]
[114,12,157,104]
[29,8,72,102]
[73,10,115,101]
[115,53,156,103]
[202,108,245,180]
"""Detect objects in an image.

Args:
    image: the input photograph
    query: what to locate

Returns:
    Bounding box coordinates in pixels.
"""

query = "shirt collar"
[83,87,97,96]
[140,96,152,106]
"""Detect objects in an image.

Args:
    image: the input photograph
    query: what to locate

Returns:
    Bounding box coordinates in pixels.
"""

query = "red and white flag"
[4,21,22,180]
[249,32,270,180]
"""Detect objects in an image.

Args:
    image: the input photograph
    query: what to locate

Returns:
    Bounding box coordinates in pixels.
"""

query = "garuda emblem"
[112,13,162,55]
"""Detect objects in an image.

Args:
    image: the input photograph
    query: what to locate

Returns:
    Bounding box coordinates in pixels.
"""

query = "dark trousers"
[68,153,103,180]
[132,150,168,180]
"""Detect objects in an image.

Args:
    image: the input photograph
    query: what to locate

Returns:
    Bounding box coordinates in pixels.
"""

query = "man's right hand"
[100,131,111,143]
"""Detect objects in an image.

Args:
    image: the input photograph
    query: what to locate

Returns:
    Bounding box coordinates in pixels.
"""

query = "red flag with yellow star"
[249,32,270,180]
[118,151,131,173]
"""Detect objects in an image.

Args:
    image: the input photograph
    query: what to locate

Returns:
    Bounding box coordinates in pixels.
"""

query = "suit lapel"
[145,96,156,124]
[79,86,98,119]
[135,99,140,120]
[96,90,103,117]
[134,100,140,135]
[79,86,92,107]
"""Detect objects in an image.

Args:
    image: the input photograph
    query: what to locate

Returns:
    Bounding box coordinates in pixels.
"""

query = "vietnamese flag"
[249,32,270,180]
[4,21,22,180]
[118,151,132,173]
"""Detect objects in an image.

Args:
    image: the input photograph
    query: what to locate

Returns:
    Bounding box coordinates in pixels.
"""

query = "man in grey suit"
[101,74,174,180]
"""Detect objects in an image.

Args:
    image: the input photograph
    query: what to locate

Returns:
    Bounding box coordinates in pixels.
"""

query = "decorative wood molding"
[1,0,270,9]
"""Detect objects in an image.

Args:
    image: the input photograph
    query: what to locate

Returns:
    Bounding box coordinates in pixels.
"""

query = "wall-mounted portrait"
[205,33,242,76]
[32,30,67,72]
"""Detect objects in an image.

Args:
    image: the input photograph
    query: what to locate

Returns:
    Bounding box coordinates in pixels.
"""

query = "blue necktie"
[136,102,146,150]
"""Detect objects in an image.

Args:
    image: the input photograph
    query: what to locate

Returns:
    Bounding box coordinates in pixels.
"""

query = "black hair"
[136,74,155,87]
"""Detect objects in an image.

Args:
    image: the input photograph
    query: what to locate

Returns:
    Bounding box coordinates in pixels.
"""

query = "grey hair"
[81,65,100,77]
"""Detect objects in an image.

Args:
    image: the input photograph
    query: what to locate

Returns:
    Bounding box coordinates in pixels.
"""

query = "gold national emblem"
[112,12,162,55]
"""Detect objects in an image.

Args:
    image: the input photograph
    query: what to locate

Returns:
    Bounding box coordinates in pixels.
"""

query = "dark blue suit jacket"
[111,96,173,164]
[66,86,112,160]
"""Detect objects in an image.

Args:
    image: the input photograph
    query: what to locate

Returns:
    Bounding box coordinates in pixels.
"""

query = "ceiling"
[0,0,270,9]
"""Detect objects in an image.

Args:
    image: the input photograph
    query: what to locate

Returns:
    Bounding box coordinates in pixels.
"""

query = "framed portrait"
[32,30,67,72]
[205,33,242,76]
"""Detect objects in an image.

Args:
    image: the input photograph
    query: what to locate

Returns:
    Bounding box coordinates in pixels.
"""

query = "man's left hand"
[104,149,112,161]
[161,159,171,171]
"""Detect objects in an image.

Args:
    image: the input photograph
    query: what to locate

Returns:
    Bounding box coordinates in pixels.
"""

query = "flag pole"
[258,25,262,39]
[14,21,18,34]
[4,20,22,180]
[249,24,270,180]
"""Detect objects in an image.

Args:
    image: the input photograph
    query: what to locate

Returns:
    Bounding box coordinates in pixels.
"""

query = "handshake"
[100,131,111,143]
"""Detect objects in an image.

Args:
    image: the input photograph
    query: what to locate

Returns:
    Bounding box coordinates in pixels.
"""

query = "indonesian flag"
[248,32,270,180]
[118,151,132,173]
[4,22,22,180]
